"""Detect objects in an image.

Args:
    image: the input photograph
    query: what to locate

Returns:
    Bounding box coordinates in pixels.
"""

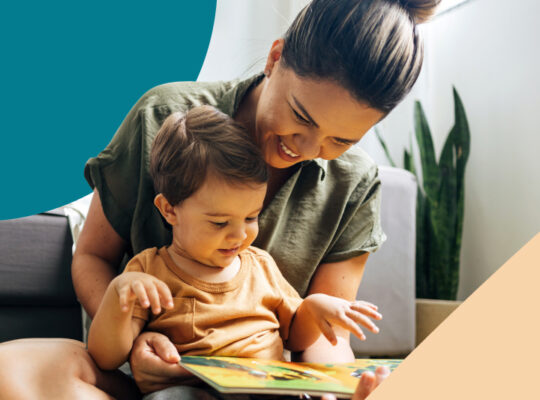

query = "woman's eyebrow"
[291,95,319,128]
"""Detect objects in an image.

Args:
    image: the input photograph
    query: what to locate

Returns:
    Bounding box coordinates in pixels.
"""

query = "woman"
[0,0,439,398]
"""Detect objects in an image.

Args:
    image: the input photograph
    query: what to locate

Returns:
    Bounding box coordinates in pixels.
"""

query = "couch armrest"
[0,212,82,341]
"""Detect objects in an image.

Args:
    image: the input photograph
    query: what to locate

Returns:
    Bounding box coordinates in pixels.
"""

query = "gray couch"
[0,210,82,341]
[0,166,416,357]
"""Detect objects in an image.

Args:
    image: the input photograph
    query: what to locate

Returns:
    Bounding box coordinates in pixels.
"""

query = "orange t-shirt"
[125,246,303,360]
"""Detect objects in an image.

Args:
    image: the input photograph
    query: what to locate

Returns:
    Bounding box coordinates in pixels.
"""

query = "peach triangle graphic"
[369,233,540,399]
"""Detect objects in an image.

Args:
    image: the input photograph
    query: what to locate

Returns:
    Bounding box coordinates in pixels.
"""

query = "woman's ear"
[154,193,178,226]
[264,39,284,78]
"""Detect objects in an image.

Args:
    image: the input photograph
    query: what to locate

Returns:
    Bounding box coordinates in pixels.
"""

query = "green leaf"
[414,101,439,200]
[404,149,413,174]
[403,132,417,177]
[383,89,470,300]
[374,127,397,167]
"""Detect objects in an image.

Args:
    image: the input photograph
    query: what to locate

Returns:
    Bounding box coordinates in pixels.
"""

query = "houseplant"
[376,88,470,343]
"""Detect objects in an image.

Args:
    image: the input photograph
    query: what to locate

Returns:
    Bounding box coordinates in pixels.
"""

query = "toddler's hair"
[150,105,268,205]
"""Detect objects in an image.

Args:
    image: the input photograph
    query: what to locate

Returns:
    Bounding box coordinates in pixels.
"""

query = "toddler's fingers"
[318,319,338,346]
[346,309,380,334]
[334,315,366,340]
[353,300,379,311]
[350,301,382,320]
[156,280,174,309]
[131,280,150,308]
[118,286,132,312]
[145,282,162,314]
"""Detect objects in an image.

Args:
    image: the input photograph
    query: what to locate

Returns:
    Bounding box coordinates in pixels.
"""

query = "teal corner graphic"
[0,1,216,219]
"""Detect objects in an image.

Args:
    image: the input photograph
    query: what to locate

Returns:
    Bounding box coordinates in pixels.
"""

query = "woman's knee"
[0,338,137,400]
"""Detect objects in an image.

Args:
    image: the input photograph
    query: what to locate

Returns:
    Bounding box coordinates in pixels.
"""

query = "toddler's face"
[170,173,266,268]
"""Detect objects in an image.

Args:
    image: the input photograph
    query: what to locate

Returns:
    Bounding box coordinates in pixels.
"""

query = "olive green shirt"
[85,74,385,297]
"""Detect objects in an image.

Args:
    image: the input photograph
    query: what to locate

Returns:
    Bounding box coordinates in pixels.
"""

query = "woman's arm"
[293,253,370,363]
[72,188,127,318]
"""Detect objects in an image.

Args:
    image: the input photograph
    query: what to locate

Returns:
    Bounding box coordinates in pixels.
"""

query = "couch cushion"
[0,306,82,341]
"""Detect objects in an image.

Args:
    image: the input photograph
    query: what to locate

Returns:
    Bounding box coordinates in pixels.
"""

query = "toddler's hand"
[303,294,382,345]
[113,272,173,314]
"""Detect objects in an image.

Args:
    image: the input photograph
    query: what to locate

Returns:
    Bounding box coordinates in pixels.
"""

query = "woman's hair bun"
[397,0,442,24]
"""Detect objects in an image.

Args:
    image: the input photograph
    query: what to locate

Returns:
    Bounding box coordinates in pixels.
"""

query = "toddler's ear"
[154,194,178,225]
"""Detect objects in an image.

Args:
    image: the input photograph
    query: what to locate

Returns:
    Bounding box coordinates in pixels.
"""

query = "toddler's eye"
[246,216,259,222]
[211,221,228,228]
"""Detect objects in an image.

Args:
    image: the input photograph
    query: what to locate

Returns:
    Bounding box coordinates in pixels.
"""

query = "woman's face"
[253,40,385,169]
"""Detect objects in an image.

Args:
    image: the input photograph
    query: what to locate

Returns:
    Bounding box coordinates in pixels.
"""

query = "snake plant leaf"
[414,101,439,200]
[450,87,470,296]
[376,88,469,300]
[452,87,471,181]
[404,132,417,177]
[374,127,397,167]
[404,149,413,174]
[415,185,429,296]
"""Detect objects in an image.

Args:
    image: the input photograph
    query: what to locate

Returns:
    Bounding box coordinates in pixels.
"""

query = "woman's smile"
[278,137,300,161]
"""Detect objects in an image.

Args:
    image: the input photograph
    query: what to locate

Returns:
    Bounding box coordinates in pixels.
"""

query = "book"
[180,356,402,398]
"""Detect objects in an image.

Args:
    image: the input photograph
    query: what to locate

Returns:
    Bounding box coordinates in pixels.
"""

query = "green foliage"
[377,88,470,300]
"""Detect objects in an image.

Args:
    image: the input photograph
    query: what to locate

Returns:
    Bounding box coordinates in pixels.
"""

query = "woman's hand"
[322,366,391,400]
[113,272,173,314]
[129,331,196,394]
[303,293,382,345]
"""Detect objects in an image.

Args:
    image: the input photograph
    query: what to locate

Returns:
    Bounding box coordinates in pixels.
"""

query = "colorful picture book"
[180,356,402,398]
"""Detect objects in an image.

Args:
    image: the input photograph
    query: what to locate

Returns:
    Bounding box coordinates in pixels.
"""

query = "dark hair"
[150,105,268,206]
[281,0,441,113]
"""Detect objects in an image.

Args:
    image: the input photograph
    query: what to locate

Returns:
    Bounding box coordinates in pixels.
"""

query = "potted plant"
[376,87,470,345]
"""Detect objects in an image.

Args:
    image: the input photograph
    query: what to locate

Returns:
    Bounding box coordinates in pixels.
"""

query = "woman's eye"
[293,109,310,125]
[211,221,228,228]
[332,137,353,146]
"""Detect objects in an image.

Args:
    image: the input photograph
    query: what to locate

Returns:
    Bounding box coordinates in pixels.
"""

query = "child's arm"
[87,272,173,370]
[286,294,382,352]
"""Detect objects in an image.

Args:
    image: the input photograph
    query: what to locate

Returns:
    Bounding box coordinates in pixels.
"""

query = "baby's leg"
[0,338,140,400]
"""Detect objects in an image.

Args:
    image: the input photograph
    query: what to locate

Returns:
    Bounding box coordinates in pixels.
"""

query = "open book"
[180,356,401,398]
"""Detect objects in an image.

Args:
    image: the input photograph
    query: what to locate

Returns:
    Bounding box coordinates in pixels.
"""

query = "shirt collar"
[302,158,327,181]
[216,73,265,118]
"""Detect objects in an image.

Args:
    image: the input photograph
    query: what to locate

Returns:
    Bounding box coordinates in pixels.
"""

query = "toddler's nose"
[229,226,248,242]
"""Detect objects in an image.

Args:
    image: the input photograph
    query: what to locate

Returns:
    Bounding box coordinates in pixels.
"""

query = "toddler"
[88,105,381,381]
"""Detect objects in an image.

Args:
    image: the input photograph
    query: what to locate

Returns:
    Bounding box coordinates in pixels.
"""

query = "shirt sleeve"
[85,96,150,242]
[83,85,186,250]
[323,165,387,263]
[123,254,150,321]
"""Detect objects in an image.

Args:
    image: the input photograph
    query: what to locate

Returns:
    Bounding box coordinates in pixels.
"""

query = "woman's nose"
[295,132,322,159]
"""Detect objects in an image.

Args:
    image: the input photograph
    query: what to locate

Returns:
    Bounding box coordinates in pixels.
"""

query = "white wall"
[198,0,309,82]
[368,0,540,300]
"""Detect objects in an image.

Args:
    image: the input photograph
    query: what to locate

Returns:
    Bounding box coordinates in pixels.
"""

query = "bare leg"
[0,338,140,400]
